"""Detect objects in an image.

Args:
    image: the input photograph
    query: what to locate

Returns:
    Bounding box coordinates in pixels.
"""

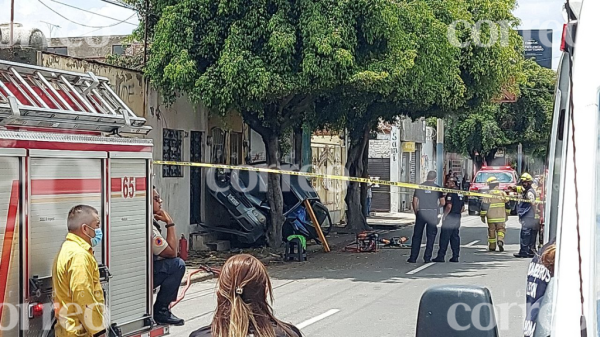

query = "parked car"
[468,166,519,215]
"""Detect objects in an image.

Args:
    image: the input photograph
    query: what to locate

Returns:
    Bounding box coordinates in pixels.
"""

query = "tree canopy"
[144,0,528,239]
[445,59,556,166]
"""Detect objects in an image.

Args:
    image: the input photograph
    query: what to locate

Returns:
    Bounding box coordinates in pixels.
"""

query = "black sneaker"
[424,259,432,263]
[449,258,459,263]
[432,257,445,263]
[498,241,505,252]
[513,253,529,258]
[154,308,184,326]
[407,259,417,263]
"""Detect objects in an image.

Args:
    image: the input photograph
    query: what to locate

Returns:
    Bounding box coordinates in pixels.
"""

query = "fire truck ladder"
[0,59,151,134]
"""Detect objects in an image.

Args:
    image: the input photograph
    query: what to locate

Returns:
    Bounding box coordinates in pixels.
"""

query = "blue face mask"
[89,228,103,247]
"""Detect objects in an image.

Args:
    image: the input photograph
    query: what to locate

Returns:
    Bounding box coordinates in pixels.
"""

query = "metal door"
[0,153,22,337]
[368,158,390,212]
[29,155,103,278]
[108,158,150,332]
[28,153,104,336]
[190,131,203,225]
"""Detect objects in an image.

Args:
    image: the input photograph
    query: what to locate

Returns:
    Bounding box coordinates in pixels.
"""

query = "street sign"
[518,29,553,69]
[402,142,416,153]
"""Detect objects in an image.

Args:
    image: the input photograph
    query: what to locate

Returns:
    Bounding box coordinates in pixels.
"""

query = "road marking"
[465,240,479,247]
[297,309,340,329]
[407,262,436,275]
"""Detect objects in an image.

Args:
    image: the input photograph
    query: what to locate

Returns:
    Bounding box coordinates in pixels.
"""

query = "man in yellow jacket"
[480,177,511,252]
[53,205,106,337]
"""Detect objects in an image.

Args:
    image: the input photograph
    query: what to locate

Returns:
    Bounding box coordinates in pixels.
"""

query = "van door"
[0,150,23,337]
[108,154,152,335]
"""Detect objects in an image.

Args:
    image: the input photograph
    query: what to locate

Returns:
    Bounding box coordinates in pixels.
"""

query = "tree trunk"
[263,133,285,247]
[484,149,498,166]
[344,126,371,231]
[294,126,303,168]
[470,151,484,171]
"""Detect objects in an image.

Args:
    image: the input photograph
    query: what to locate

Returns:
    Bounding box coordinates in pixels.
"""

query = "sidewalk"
[368,212,415,227]
[179,216,415,286]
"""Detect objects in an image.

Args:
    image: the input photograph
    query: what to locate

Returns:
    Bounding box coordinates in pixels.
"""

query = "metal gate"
[190,131,203,225]
[368,158,390,212]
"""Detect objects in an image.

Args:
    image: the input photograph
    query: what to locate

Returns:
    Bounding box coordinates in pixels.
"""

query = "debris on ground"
[186,246,286,268]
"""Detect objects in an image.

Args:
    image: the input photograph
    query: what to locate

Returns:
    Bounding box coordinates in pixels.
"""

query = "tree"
[145,0,424,246]
[314,0,523,230]
[446,60,556,168]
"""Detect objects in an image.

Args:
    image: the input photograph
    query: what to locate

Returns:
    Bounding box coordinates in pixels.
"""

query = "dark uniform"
[434,191,465,262]
[517,187,538,257]
[409,181,443,262]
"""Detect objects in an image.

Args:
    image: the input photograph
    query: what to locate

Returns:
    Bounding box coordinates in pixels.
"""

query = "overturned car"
[204,164,333,245]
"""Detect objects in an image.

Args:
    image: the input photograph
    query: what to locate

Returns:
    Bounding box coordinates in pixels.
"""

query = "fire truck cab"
[0,60,168,337]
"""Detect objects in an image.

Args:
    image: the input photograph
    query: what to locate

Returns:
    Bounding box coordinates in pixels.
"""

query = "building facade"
[368,118,427,213]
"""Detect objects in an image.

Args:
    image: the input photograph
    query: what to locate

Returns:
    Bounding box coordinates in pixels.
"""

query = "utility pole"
[10,0,15,47]
[517,143,523,176]
[41,21,61,39]
[436,118,444,187]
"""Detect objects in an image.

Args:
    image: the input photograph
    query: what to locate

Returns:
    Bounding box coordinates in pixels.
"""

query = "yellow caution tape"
[153,160,544,205]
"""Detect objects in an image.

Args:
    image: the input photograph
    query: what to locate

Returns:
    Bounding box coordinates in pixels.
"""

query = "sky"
[0,0,565,69]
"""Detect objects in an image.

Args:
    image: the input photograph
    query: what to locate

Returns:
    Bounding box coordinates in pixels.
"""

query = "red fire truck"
[0,60,168,337]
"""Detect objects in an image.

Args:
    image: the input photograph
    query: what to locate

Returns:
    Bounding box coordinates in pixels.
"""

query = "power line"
[98,0,137,11]
[39,0,137,29]
[49,0,138,26]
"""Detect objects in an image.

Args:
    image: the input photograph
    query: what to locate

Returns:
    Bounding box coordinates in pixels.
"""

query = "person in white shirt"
[152,187,186,326]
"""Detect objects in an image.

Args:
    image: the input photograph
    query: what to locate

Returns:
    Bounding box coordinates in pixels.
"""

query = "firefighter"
[513,173,538,258]
[152,187,186,326]
[52,205,107,337]
[480,177,510,252]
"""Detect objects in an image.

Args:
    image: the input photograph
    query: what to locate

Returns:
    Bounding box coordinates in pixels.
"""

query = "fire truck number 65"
[122,177,136,199]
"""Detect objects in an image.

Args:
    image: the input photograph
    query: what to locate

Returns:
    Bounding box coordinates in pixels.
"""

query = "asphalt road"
[170,215,530,337]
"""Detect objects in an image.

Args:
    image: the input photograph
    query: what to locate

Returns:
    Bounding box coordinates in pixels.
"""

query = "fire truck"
[0,60,168,337]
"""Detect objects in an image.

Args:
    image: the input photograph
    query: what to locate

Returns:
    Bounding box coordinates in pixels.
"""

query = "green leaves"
[446,60,556,160]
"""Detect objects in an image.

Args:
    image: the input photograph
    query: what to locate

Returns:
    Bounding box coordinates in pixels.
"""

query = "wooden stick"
[304,200,330,252]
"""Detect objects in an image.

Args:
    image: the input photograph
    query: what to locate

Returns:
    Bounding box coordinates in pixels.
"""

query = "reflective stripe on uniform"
[488,218,506,223]
[490,203,505,207]
[498,232,505,238]
[488,238,497,243]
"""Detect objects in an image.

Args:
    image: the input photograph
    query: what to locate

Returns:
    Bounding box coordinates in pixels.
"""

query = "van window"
[474,172,514,183]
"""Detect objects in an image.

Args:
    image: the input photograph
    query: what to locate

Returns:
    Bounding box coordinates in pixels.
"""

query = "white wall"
[390,126,400,213]
[146,90,208,239]
[421,126,436,183]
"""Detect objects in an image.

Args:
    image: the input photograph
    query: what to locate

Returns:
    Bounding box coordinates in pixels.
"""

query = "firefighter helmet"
[520,173,533,182]
[486,177,499,185]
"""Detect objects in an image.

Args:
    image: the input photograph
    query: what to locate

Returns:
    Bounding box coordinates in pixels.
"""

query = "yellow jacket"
[480,188,510,223]
[52,233,106,337]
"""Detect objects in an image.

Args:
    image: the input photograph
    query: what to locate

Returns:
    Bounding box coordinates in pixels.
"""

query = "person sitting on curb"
[152,187,186,326]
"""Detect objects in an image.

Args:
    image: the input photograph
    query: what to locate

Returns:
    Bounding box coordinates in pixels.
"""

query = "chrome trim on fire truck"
[109,152,153,159]
[29,149,107,159]
[0,148,26,156]
[0,130,153,146]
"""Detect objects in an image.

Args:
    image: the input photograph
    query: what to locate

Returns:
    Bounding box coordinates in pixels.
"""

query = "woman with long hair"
[190,254,302,337]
